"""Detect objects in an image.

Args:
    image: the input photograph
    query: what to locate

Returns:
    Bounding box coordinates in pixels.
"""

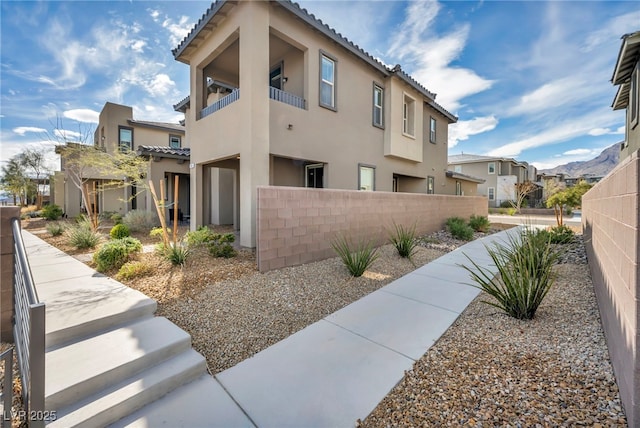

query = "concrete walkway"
[115,226,522,427]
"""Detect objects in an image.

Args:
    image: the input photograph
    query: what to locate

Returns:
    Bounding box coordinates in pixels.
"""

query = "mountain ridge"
[539,143,621,177]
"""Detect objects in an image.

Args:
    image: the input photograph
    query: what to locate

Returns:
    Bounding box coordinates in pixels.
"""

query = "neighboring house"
[443,170,485,196]
[172,0,459,247]
[448,154,530,207]
[54,102,189,218]
[612,30,640,162]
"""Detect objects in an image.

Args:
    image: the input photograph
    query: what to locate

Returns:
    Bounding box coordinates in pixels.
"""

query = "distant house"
[172,0,460,247]
[612,30,640,162]
[54,102,189,218]
[448,154,531,207]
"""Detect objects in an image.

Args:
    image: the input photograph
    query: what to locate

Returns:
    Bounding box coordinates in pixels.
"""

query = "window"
[454,165,462,173]
[373,84,384,128]
[430,117,437,143]
[427,176,434,194]
[402,93,415,137]
[119,126,133,151]
[270,63,283,90]
[488,162,496,174]
[320,52,336,110]
[305,164,324,188]
[169,135,181,148]
[488,187,495,200]
[631,63,639,130]
[456,181,462,196]
[359,164,375,191]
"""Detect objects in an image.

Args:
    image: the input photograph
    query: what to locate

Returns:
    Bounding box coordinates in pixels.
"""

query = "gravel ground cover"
[360,237,627,427]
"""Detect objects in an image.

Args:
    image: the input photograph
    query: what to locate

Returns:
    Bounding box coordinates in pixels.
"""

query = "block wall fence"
[582,149,640,427]
[256,186,487,272]
[0,206,20,342]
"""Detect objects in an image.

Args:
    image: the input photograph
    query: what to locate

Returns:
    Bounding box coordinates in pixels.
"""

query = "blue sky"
[1,1,638,173]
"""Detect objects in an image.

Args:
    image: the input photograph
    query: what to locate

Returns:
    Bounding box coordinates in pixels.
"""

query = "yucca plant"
[67,221,101,249]
[331,234,379,277]
[462,228,560,320]
[46,222,66,237]
[389,222,418,260]
[166,243,190,266]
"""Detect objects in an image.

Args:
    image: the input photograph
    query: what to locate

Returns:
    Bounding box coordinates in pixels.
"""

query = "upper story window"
[488,162,496,174]
[454,165,462,173]
[403,93,415,137]
[320,52,336,110]
[169,135,181,148]
[631,62,639,129]
[119,126,133,152]
[430,117,437,143]
[373,84,384,128]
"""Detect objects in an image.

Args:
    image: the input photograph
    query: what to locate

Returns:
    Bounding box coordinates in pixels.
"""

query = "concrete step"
[48,349,207,428]
[45,317,191,411]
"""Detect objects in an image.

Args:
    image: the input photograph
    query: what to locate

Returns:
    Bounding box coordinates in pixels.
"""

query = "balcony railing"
[199,89,240,120]
[270,87,306,110]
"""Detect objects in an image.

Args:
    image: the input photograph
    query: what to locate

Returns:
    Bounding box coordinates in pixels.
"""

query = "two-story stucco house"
[448,154,530,207]
[613,30,640,162]
[54,102,190,218]
[173,0,459,247]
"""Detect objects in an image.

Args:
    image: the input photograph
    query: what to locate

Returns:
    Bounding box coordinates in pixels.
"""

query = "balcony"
[269,87,305,110]
[199,89,240,120]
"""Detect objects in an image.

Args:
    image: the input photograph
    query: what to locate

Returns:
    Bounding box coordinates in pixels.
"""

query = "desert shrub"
[462,228,559,320]
[468,215,490,233]
[208,233,237,258]
[149,227,171,240]
[331,235,379,277]
[27,210,42,218]
[166,243,190,266]
[116,261,154,281]
[500,200,514,208]
[93,237,142,273]
[110,223,130,239]
[507,208,517,216]
[388,222,418,260]
[66,222,100,249]
[446,217,474,241]
[46,222,65,236]
[185,226,215,247]
[41,204,63,220]
[110,213,123,224]
[541,225,575,244]
[122,209,158,232]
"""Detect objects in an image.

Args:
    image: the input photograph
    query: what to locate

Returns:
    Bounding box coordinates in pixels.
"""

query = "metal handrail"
[11,218,45,428]
[199,89,240,119]
[269,87,306,109]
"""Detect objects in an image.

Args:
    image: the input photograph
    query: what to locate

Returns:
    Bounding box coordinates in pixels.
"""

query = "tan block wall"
[582,149,640,427]
[256,186,487,271]
[0,206,20,342]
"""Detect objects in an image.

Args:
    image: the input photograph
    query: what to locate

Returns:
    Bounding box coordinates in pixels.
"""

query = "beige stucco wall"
[442,177,482,196]
[256,186,487,271]
[582,149,640,427]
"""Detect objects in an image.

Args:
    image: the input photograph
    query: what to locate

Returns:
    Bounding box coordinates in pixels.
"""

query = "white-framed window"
[320,52,336,110]
[373,84,384,128]
[430,117,437,143]
[359,164,375,191]
[488,162,496,174]
[488,187,495,200]
[119,126,133,152]
[169,135,181,148]
[402,93,415,137]
[427,176,435,194]
[631,62,639,130]
[454,165,462,173]
[456,181,462,196]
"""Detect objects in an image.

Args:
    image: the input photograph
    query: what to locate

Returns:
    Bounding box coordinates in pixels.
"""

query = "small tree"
[546,181,592,226]
[18,148,50,209]
[509,181,538,213]
[0,157,29,205]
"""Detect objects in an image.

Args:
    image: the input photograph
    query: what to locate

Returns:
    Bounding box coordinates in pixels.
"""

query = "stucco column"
[191,164,203,230]
[238,1,270,247]
[0,206,20,342]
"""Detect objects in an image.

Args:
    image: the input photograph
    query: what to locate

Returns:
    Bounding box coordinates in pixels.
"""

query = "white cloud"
[162,16,193,47]
[588,126,625,136]
[130,40,146,53]
[448,115,498,148]
[53,129,82,141]
[386,1,494,111]
[13,126,46,136]
[563,148,592,156]
[509,77,587,117]
[63,109,99,123]
[149,9,160,21]
[147,74,175,97]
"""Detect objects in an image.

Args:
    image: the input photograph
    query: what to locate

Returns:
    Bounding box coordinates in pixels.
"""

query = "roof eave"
[611,31,640,84]
[612,82,629,110]
[127,120,185,134]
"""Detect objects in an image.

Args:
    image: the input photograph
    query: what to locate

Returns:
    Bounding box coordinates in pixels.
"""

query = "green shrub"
[447,217,474,241]
[388,222,418,260]
[507,208,517,216]
[185,226,215,246]
[93,237,142,272]
[150,227,170,239]
[468,215,490,233]
[110,213,123,224]
[46,222,65,236]
[166,243,190,266]
[331,235,379,277]
[462,228,559,320]
[41,204,63,220]
[122,209,158,232]
[110,223,130,239]
[66,223,101,249]
[547,225,575,244]
[500,200,514,208]
[208,233,237,258]
[116,261,154,281]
